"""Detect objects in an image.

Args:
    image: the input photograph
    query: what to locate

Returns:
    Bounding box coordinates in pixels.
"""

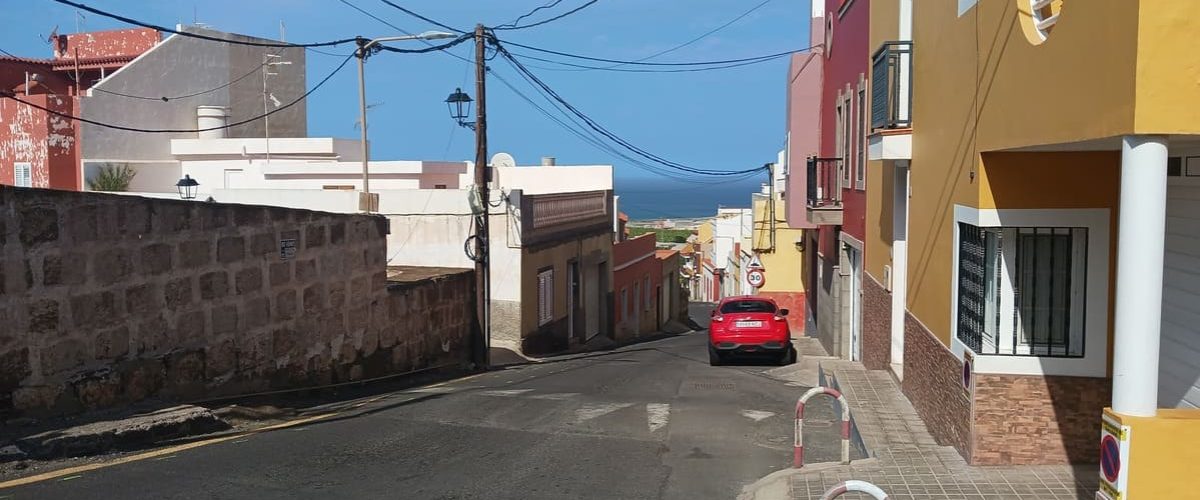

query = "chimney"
[541,156,556,166]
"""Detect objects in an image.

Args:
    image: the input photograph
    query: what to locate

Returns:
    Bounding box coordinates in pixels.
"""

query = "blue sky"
[3,0,811,183]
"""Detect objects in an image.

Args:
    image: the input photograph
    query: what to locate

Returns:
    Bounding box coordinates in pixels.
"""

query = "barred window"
[957,223,1087,357]
[537,268,554,326]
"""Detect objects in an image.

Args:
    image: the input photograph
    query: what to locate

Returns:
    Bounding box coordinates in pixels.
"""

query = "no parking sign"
[1097,413,1131,500]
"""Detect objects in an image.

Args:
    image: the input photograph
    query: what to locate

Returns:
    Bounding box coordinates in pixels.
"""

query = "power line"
[604,0,776,68]
[494,0,564,30]
[493,0,600,31]
[52,0,357,48]
[338,0,473,63]
[498,38,812,67]
[375,0,465,34]
[494,41,763,177]
[507,49,790,73]
[89,48,288,101]
[489,62,763,184]
[0,53,356,133]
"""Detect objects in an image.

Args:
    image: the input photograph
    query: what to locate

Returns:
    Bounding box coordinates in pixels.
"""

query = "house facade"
[854,1,1200,495]
[613,232,661,340]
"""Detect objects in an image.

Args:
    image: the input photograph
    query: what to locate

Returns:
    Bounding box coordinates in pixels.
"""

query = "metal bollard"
[820,480,889,499]
[794,386,850,468]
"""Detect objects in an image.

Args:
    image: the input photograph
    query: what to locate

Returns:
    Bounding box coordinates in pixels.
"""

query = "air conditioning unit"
[883,264,893,292]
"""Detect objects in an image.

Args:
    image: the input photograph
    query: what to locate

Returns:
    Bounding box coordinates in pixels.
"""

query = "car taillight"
[713,315,724,322]
[773,315,785,322]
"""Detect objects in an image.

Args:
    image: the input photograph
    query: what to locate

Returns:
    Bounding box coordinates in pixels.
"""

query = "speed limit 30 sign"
[747,267,766,288]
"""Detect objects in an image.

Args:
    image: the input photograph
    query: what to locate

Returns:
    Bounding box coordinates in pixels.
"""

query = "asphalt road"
[5,303,853,500]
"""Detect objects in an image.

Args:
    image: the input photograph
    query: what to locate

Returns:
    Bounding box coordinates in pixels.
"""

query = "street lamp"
[176,175,199,200]
[355,30,456,212]
[445,87,475,130]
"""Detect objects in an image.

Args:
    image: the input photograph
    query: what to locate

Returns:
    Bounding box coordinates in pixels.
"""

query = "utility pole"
[472,24,492,369]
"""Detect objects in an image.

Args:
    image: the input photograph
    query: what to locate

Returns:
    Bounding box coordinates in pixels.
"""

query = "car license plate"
[735,321,763,328]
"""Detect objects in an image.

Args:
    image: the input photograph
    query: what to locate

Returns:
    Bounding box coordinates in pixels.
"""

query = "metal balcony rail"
[806,157,843,209]
[871,41,913,131]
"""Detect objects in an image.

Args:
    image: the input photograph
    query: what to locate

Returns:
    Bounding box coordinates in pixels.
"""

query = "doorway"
[585,262,602,340]
[848,246,863,361]
[568,261,580,341]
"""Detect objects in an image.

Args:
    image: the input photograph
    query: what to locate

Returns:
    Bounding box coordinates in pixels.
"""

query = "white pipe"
[1111,135,1168,417]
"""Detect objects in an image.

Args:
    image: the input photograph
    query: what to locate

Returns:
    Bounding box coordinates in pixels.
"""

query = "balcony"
[518,190,614,247]
[868,41,913,161]
[805,157,843,226]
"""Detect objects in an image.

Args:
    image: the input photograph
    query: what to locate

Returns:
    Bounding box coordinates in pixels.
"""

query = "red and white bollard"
[794,386,850,468]
[820,480,889,499]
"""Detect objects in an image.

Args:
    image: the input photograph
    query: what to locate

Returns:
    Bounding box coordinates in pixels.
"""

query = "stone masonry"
[0,187,474,417]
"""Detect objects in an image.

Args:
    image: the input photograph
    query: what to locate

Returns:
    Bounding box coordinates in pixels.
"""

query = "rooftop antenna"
[75,11,86,34]
[279,21,286,42]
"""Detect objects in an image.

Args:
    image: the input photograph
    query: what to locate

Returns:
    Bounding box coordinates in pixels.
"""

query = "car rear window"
[719,300,776,314]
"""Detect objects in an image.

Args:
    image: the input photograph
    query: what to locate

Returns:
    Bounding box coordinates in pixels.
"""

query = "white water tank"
[196,106,229,139]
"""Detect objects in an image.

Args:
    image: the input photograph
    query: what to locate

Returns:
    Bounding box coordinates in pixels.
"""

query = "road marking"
[478,389,534,397]
[0,412,335,490]
[151,455,177,461]
[58,475,82,482]
[575,403,634,423]
[527,392,580,400]
[647,403,670,432]
[739,410,776,422]
[404,386,457,394]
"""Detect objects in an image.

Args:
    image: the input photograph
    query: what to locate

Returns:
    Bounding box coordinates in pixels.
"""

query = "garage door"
[1160,180,1200,408]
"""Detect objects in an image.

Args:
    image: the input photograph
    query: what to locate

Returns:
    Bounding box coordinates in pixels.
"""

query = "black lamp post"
[176,175,199,200]
[445,87,475,130]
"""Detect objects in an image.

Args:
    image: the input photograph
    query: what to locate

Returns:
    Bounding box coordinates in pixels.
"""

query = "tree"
[87,163,137,192]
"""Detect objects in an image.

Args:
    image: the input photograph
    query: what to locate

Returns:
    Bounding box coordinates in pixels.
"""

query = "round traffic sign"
[1100,434,1120,483]
[747,268,766,288]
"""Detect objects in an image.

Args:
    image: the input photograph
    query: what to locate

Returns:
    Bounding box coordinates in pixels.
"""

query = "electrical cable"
[1,52,356,133]
[493,0,600,31]
[494,41,764,177]
[375,0,466,33]
[89,47,289,101]
[338,0,473,64]
[489,65,762,185]
[498,38,812,67]
[596,0,776,69]
[507,49,790,73]
[51,0,357,48]
[494,0,564,30]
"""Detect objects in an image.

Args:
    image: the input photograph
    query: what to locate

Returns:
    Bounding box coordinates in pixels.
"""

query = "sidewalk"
[746,339,1099,500]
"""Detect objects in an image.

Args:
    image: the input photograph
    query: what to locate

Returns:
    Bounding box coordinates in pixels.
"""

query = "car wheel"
[708,346,723,366]
[776,346,796,366]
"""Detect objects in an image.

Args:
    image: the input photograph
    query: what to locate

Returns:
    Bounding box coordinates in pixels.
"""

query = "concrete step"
[12,405,229,460]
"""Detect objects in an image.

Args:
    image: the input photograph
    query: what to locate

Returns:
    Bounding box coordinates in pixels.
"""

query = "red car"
[708,297,795,365]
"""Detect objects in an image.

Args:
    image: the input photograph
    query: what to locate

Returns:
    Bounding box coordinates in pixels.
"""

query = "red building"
[802,0,872,360]
[613,232,661,340]
[0,28,159,190]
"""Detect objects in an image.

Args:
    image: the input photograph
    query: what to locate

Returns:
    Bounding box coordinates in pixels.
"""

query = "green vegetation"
[87,163,137,192]
[628,227,692,244]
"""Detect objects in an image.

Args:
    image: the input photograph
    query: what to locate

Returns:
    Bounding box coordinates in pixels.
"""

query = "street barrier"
[794,386,850,468]
[819,480,889,499]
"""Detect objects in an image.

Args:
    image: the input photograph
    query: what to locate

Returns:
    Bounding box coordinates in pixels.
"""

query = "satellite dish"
[491,152,516,168]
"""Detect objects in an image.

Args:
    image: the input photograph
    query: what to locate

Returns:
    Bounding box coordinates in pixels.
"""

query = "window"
[537,268,554,326]
[13,162,32,188]
[434,184,448,189]
[633,286,640,319]
[643,277,651,311]
[720,300,777,314]
[856,86,866,190]
[956,223,1087,357]
[620,288,628,321]
[835,97,846,186]
[843,93,852,186]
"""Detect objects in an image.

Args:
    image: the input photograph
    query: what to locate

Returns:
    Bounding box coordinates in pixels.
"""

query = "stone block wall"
[901,313,972,460]
[861,274,890,370]
[973,374,1109,464]
[0,187,474,417]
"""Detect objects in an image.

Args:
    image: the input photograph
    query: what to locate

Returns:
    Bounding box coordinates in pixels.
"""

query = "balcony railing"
[806,157,843,209]
[518,190,614,247]
[871,41,913,131]
[805,157,843,226]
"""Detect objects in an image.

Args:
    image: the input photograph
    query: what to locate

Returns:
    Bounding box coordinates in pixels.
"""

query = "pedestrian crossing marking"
[478,389,535,397]
[527,392,581,400]
[647,403,670,432]
[575,403,634,423]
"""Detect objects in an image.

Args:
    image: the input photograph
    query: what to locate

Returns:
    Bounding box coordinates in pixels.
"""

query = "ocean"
[614,177,765,221]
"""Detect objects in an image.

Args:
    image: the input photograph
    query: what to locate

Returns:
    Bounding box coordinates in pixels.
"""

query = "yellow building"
[751,192,806,333]
[862,0,1200,495]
